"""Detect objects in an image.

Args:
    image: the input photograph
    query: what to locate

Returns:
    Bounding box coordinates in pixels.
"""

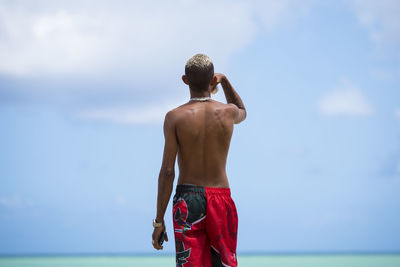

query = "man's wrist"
[153,218,164,227]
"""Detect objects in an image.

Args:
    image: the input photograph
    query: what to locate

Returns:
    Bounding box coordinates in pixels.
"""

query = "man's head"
[182,54,214,92]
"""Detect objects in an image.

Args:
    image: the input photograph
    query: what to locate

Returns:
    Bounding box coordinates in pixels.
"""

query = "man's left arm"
[152,111,178,250]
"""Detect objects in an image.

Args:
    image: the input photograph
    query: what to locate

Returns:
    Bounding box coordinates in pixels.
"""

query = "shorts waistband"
[176,184,231,195]
[205,187,231,196]
[176,184,205,194]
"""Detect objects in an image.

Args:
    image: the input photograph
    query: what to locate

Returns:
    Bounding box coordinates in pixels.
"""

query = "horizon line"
[1,250,400,258]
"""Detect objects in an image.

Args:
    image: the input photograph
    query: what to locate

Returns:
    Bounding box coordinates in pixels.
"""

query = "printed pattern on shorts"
[172,184,238,267]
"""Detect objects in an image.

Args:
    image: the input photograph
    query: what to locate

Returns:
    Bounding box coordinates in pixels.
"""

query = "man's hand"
[214,73,226,83]
[211,73,226,90]
[152,224,168,250]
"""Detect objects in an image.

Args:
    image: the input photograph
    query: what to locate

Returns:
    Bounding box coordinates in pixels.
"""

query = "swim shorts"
[172,184,238,267]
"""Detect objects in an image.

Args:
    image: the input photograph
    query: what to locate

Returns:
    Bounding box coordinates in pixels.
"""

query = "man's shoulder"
[166,104,186,115]
[164,106,183,125]
[166,100,230,118]
[165,108,178,120]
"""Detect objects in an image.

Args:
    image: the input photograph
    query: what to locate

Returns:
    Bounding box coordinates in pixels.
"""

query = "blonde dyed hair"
[185,54,214,92]
[185,54,213,70]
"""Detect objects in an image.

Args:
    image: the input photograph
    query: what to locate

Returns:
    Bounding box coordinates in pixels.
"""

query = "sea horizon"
[1,250,400,257]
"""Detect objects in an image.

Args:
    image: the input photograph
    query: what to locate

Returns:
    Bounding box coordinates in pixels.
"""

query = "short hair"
[185,54,214,92]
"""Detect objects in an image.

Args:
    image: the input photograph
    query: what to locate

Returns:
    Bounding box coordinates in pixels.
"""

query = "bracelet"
[153,219,163,228]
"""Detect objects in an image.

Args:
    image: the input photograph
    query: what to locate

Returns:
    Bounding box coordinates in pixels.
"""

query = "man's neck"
[190,90,211,99]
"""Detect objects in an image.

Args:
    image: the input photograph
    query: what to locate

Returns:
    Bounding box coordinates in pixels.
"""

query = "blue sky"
[0,0,399,255]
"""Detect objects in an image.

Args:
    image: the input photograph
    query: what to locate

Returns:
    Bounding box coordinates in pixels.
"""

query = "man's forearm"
[221,76,245,110]
[155,170,175,222]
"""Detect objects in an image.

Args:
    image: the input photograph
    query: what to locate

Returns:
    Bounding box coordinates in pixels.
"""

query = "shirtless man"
[152,54,246,267]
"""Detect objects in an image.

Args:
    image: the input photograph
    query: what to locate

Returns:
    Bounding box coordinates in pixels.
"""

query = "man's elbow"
[235,109,247,124]
[159,167,175,179]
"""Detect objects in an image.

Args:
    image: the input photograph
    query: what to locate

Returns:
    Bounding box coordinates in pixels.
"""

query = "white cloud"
[318,82,374,116]
[0,0,315,114]
[349,0,400,45]
[77,105,165,125]
[76,90,231,125]
[0,0,256,76]
[0,0,314,77]
[76,97,186,125]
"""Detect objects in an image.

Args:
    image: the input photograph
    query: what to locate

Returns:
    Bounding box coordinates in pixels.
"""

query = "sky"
[0,0,399,255]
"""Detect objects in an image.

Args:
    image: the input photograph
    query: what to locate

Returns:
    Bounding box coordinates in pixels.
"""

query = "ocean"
[1,254,400,267]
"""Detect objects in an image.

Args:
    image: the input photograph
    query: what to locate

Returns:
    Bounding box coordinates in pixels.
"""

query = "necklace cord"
[190,96,211,101]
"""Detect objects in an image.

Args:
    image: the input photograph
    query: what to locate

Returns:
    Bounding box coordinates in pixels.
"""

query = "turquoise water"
[1,254,400,267]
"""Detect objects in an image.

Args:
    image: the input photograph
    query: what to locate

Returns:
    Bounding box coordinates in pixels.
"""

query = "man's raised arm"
[214,73,247,124]
[152,111,178,250]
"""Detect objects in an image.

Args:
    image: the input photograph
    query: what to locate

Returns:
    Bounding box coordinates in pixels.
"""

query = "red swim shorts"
[172,184,238,267]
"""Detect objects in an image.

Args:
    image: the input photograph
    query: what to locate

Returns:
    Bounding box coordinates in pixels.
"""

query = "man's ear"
[182,75,189,85]
[210,75,218,87]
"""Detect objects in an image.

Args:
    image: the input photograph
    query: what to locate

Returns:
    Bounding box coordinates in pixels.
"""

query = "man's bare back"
[172,99,234,188]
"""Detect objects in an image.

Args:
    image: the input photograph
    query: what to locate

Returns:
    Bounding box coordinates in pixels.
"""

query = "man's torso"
[171,99,234,188]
